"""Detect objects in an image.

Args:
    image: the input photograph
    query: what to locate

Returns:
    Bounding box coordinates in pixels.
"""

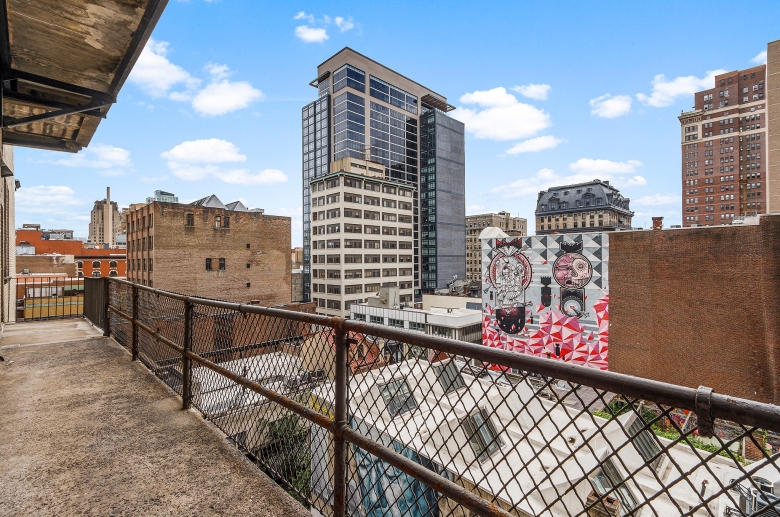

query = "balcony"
[4,277,780,517]
[0,318,308,516]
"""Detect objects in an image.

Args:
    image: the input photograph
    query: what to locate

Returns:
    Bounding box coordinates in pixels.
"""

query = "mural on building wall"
[482,234,609,370]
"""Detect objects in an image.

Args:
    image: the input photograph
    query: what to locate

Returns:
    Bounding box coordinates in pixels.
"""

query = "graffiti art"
[482,234,610,370]
[486,239,532,334]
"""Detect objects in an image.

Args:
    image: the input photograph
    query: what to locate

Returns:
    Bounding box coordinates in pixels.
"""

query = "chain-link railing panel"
[345,338,780,517]
[108,280,131,349]
[102,280,780,517]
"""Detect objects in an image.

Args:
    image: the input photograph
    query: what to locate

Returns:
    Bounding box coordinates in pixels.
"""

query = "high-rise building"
[534,180,633,235]
[302,48,465,306]
[465,212,527,282]
[146,190,178,204]
[88,187,120,247]
[768,39,780,213]
[309,157,415,316]
[679,65,767,226]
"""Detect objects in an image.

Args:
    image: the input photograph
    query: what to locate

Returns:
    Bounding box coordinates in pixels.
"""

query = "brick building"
[466,212,526,282]
[534,179,633,234]
[126,195,291,305]
[679,63,768,226]
[15,226,126,278]
[480,214,780,405]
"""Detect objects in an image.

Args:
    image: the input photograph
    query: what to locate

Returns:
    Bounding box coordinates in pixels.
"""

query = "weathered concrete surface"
[0,321,310,517]
[0,318,102,347]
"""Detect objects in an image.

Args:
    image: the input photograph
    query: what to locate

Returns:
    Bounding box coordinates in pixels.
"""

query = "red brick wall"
[609,214,780,404]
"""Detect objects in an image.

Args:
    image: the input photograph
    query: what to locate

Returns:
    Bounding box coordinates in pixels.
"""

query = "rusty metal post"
[102,278,110,337]
[182,298,193,410]
[131,284,139,361]
[332,326,348,517]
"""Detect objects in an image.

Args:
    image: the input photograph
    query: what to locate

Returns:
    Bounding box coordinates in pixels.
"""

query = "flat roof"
[317,47,447,101]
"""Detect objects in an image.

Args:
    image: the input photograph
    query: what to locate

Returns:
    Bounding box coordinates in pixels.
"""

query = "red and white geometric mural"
[481,234,610,370]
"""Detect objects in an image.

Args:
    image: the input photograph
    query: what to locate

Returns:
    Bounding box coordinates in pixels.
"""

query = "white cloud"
[569,158,643,174]
[505,135,564,155]
[752,50,767,65]
[637,69,726,107]
[16,186,85,215]
[215,169,288,185]
[51,143,132,176]
[334,16,355,32]
[453,87,551,140]
[161,138,246,164]
[205,62,231,80]
[294,11,314,23]
[129,38,201,97]
[490,162,647,199]
[161,139,286,186]
[130,40,262,116]
[589,94,632,118]
[192,79,264,116]
[295,25,329,43]
[633,193,681,206]
[510,84,551,100]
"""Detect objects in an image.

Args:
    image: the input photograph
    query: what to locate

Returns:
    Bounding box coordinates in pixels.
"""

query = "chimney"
[652,217,663,230]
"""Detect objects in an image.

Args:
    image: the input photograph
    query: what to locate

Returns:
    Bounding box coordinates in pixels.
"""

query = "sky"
[12,1,780,245]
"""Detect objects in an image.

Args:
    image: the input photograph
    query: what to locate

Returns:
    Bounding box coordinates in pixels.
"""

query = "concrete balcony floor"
[0,319,309,517]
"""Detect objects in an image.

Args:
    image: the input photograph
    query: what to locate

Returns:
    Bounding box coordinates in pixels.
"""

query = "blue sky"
[13,1,780,245]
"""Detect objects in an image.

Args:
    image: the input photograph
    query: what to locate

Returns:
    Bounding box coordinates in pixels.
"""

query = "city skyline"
[9,1,780,243]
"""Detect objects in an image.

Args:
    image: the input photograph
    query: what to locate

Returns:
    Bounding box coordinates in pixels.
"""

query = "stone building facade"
[126,197,291,305]
[88,187,121,246]
[534,179,633,234]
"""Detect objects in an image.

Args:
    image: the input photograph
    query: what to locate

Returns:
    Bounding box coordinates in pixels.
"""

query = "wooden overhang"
[0,0,168,153]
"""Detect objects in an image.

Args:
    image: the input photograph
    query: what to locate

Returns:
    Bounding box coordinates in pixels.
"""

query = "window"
[590,455,637,516]
[369,315,383,324]
[215,216,222,228]
[92,261,101,268]
[380,379,417,417]
[408,321,425,332]
[92,271,101,278]
[462,408,502,461]
[388,318,404,328]
[435,360,465,393]
[186,213,194,226]
[219,258,226,270]
[628,417,663,471]
[148,259,153,272]
[224,216,230,228]
[206,258,212,271]
[109,270,118,277]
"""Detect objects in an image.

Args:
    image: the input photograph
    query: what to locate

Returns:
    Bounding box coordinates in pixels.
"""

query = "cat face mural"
[481,234,609,370]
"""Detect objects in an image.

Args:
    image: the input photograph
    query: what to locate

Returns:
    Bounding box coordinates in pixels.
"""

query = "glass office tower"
[302,48,465,303]
[419,108,466,291]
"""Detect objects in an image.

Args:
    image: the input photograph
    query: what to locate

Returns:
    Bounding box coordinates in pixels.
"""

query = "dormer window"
[462,408,502,461]
[435,360,465,393]
[380,379,417,417]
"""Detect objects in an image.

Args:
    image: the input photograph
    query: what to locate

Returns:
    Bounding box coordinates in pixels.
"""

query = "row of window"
[129,258,153,272]
[310,177,413,197]
[310,195,412,210]
[311,240,413,250]
[310,210,412,223]
[129,214,153,233]
[76,260,118,268]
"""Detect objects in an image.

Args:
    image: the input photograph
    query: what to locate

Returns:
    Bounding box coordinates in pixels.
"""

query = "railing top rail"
[106,278,780,433]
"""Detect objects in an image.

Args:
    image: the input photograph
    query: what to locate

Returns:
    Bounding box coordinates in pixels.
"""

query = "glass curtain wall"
[302,81,331,302]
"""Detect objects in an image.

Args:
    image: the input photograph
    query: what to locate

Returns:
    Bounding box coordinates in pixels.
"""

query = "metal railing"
[15,275,84,321]
[93,277,780,517]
